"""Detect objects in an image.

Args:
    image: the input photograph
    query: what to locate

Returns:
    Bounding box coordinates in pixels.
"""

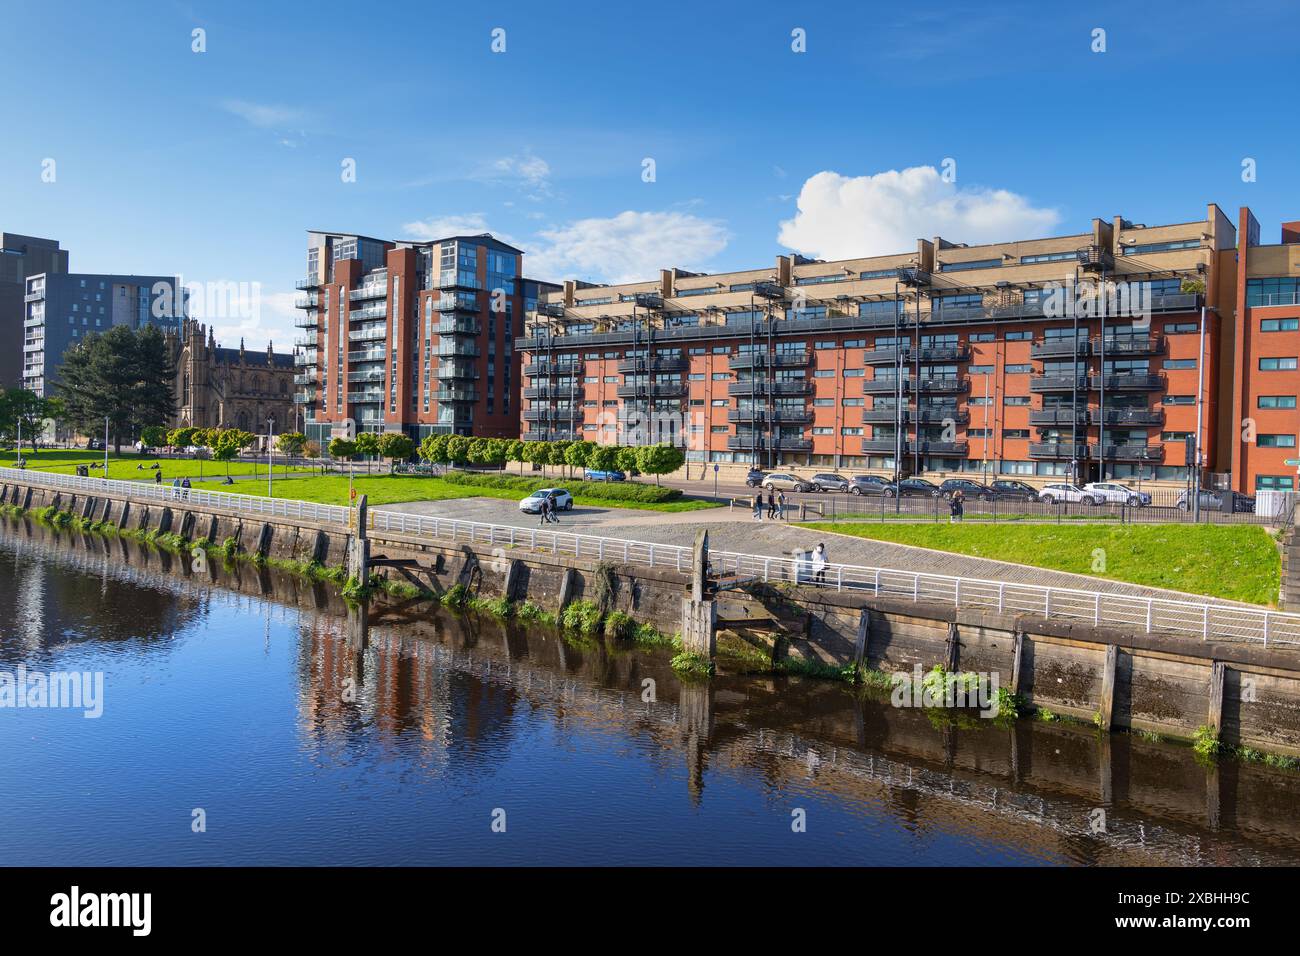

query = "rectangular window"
[1019,250,1078,264]
[1005,330,1031,341]
[1121,239,1201,255]
[814,340,836,350]
[1004,396,1030,406]
[969,365,994,375]
[939,258,1002,272]
[1002,429,1029,439]
[1247,277,1300,307]
[1165,322,1198,334]
[1258,475,1296,490]
[711,399,728,407]
[842,368,864,377]
[1258,434,1297,447]
[1005,363,1033,373]
[1259,395,1298,409]
[688,373,705,381]
[840,427,863,436]
[812,427,833,435]
[1262,318,1300,332]
[1164,394,1195,405]
[712,372,729,380]
[1163,358,1196,369]
[1260,358,1298,370]
[813,398,834,407]
[814,369,834,378]
[969,332,995,342]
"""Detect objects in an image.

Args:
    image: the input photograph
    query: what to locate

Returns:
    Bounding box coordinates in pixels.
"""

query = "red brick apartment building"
[293,231,558,448]
[516,205,1300,493]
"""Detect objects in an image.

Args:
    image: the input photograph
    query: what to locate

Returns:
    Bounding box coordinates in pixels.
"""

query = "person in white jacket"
[811,542,828,584]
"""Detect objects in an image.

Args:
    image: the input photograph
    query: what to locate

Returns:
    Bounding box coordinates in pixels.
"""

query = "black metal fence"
[785,488,1296,528]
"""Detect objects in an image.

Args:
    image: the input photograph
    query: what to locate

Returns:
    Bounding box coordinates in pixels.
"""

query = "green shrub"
[1193,724,1221,759]
[561,599,603,636]
[603,610,633,640]
[670,651,715,678]
[441,583,470,610]
[631,622,672,647]
[515,600,554,625]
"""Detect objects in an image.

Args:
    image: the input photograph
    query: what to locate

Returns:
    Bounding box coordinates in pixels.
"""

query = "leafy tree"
[355,432,381,473]
[615,446,640,476]
[446,435,471,466]
[505,439,526,474]
[57,324,174,453]
[328,437,357,462]
[635,442,685,485]
[376,432,414,467]
[0,388,49,457]
[564,440,594,476]
[276,431,308,459]
[212,430,243,477]
[140,425,169,449]
[168,426,199,449]
[419,433,450,465]
[587,444,622,476]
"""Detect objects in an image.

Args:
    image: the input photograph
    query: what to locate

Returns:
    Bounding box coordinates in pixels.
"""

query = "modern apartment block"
[294,230,558,447]
[22,272,189,397]
[1,233,68,388]
[519,204,1248,488]
[1228,210,1300,493]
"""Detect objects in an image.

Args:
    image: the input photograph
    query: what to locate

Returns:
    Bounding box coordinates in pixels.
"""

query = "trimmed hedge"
[441,470,682,504]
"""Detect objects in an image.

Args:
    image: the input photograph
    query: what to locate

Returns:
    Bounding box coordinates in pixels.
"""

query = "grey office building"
[1,234,68,388]
[22,273,189,397]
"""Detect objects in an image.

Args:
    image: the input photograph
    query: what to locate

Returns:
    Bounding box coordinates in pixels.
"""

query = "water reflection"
[3,515,1300,867]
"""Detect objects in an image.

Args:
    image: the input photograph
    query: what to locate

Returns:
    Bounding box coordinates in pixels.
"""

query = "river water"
[2,516,1299,867]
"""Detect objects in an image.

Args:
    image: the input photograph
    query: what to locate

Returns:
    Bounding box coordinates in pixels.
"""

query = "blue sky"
[4,0,1298,346]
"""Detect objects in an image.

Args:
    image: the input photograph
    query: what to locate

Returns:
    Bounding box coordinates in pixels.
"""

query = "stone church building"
[168,319,297,434]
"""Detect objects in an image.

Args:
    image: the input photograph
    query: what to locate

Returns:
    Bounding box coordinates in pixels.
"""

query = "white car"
[1037,483,1101,505]
[518,488,573,514]
[1083,482,1151,507]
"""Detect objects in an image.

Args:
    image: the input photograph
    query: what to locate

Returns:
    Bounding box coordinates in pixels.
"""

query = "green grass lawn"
[798,521,1281,605]
[1,449,314,482]
[188,473,720,512]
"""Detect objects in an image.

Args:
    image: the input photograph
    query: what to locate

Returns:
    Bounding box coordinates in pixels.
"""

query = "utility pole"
[267,416,275,498]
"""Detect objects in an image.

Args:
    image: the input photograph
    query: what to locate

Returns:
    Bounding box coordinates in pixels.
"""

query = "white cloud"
[220,99,309,130]
[525,211,730,284]
[468,151,552,198]
[402,214,510,243]
[777,166,1060,260]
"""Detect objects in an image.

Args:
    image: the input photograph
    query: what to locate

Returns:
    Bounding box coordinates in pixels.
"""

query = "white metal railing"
[0,466,349,526]
[5,464,1298,648]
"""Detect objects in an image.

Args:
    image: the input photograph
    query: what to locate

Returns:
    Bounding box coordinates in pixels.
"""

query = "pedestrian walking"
[767,489,777,519]
[752,492,763,521]
[812,542,828,584]
[154,470,162,486]
[171,477,181,499]
[538,496,549,526]
[777,491,786,521]
[547,493,560,523]
[949,490,965,523]
[181,476,191,500]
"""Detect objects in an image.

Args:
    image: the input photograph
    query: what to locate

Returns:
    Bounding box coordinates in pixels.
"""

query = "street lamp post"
[267,416,275,498]
[104,416,109,476]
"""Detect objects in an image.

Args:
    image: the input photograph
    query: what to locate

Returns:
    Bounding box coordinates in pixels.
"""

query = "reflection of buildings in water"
[0,520,200,655]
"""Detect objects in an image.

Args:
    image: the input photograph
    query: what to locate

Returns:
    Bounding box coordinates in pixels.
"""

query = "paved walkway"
[375,497,1261,608]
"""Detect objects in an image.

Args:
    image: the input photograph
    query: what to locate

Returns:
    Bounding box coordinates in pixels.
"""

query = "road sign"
[713,464,719,473]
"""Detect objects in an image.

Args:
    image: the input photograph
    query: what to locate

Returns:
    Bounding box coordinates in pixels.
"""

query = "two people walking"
[538,493,560,526]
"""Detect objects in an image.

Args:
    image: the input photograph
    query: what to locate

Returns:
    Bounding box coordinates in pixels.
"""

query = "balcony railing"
[347,327,388,343]
[294,294,318,309]
[295,276,321,290]
[434,388,478,403]
[523,408,582,422]
[347,349,385,364]
[436,364,479,381]
[346,370,385,384]
[433,294,479,312]
[524,361,584,377]
[436,319,481,336]
[523,385,584,400]
[1096,334,1165,355]
[616,382,688,399]
[1101,444,1164,462]
[349,285,387,302]
[861,376,970,395]
[616,355,689,374]
[1094,408,1163,426]
[861,439,969,455]
[1090,372,1166,390]
[1028,442,1091,459]
[726,350,811,370]
[1030,339,1091,359]
[1029,374,1090,392]
[437,344,481,359]
[727,380,812,397]
[727,408,815,424]
[1029,408,1089,426]
[293,312,318,329]
[349,390,385,404]
[862,345,971,366]
[861,407,968,424]
[294,372,316,386]
[349,304,388,322]
[726,435,813,452]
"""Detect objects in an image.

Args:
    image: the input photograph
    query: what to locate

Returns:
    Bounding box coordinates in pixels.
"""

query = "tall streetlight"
[267,416,276,498]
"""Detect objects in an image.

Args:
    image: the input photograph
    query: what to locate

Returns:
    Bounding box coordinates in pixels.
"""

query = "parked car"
[1083,481,1151,506]
[87,438,104,451]
[938,478,995,501]
[1038,483,1101,505]
[744,468,767,488]
[808,472,850,493]
[518,488,574,513]
[1176,489,1256,513]
[848,474,892,496]
[584,469,626,482]
[881,477,942,499]
[761,472,812,493]
[987,479,1041,501]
